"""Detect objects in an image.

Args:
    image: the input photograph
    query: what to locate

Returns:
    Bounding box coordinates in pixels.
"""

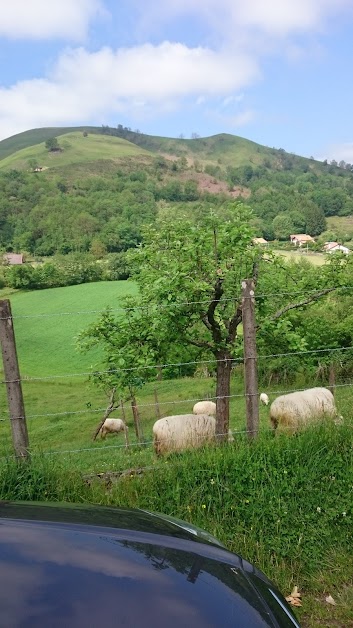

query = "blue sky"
[0,0,352,161]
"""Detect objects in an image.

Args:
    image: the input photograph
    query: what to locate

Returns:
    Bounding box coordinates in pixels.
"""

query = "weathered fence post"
[154,388,161,421]
[0,300,30,459]
[131,395,144,443]
[242,280,259,439]
[120,399,130,448]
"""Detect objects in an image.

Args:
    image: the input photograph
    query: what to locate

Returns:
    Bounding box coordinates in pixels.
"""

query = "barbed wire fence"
[1,283,353,463]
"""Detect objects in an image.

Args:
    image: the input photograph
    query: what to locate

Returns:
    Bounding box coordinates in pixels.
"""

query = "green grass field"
[326,216,353,240]
[0,280,138,376]
[0,132,149,171]
[1,280,352,626]
[274,249,326,266]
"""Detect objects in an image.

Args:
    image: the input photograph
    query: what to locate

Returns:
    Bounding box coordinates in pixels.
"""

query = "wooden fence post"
[120,399,130,448]
[154,388,161,421]
[242,280,259,439]
[131,395,144,443]
[0,300,29,459]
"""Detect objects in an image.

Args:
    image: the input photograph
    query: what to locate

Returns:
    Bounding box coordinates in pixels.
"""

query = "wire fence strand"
[2,345,353,384]
[2,285,353,321]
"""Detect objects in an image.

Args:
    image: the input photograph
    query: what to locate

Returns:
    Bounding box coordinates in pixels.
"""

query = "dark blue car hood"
[0,501,299,627]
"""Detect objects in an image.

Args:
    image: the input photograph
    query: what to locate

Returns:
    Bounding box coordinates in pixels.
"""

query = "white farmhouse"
[323,242,350,254]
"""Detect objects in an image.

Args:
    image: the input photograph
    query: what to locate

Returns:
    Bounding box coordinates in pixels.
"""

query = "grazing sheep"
[153,414,233,456]
[193,400,217,416]
[99,418,129,446]
[264,387,341,433]
[260,393,269,406]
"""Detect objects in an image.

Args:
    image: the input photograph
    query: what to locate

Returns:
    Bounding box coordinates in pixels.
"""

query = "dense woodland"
[0,127,353,259]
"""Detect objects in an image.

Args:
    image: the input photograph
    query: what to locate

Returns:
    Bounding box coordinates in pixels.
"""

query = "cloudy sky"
[0,0,352,160]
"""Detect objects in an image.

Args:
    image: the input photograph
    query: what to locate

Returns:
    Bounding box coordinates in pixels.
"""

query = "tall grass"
[1,424,352,625]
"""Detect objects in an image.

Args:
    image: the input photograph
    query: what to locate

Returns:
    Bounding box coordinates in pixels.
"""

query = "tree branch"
[261,287,337,328]
[203,277,223,344]
[227,304,243,344]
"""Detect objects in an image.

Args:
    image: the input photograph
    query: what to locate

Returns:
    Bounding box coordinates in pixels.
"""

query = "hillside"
[0,125,320,171]
[0,125,352,259]
[0,132,150,171]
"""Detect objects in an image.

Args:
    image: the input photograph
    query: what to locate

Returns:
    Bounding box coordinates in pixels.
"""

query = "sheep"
[260,393,269,406]
[193,400,217,416]
[99,418,129,447]
[260,387,341,433]
[153,414,234,456]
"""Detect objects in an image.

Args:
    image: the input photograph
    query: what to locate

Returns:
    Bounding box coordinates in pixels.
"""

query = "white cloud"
[0,43,259,140]
[0,0,104,40]
[222,93,244,107]
[131,0,353,39]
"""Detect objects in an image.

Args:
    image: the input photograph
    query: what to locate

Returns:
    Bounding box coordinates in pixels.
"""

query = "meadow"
[0,132,149,171]
[0,281,353,626]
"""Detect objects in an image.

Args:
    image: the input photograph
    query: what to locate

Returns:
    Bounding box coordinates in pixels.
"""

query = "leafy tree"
[45,137,60,152]
[27,158,38,171]
[272,214,295,240]
[82,205,344,438]
[304,203,327,236]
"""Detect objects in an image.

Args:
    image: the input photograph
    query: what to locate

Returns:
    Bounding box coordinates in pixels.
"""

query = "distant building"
[290,234,315,247]
[253,237,268,245]
[323,242,350,254]
[3,253,24,265]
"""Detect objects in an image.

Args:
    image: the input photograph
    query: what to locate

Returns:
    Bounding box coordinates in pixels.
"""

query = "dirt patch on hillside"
[197,175,250,198]
[177,171,251,198]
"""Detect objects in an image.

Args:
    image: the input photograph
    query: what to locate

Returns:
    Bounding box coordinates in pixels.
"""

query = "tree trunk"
[131,394,144,443]
[215,350,232,442]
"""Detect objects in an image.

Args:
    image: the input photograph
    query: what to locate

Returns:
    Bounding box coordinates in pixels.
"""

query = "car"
[0,501,300,627]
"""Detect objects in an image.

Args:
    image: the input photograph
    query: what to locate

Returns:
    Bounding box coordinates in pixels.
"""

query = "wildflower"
[187,505,191,512]
[202,504,206,509]
[342,512,346,517]
[317,507,321,513]
[245,499,250,504]
[283,470,288,474]
[210,478,215,485]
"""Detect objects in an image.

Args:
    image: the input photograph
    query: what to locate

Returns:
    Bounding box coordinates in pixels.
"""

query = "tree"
[45,137,60,152]
[79,204,348,440]
[272,214,295,240]
[304,203,327,236]
[27,158,38,171]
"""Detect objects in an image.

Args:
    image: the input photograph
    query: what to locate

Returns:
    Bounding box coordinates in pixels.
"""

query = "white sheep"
[260,393,269,406]
[153,414,234,456]
[99,418,129,447]
[260,387,341,433]
[193,400,217,416]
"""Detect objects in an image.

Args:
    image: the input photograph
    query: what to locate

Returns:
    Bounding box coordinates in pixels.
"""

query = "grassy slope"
[0,126,101,160]
[0,280,352,626]
[2,281,138,377]
[0,126,320,171]
[0,132,150,171]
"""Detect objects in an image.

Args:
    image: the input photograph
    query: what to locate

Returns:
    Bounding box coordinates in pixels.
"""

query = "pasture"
[0,132,149,171]
[1,281,353,626]
[273,249,325,266]
[0,280,138,376]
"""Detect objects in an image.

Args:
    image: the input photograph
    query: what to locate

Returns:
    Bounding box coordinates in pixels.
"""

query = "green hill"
[0,124,352,258]
[0,126,101,161]
[0,131,150,171]
[0,125,319,172]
